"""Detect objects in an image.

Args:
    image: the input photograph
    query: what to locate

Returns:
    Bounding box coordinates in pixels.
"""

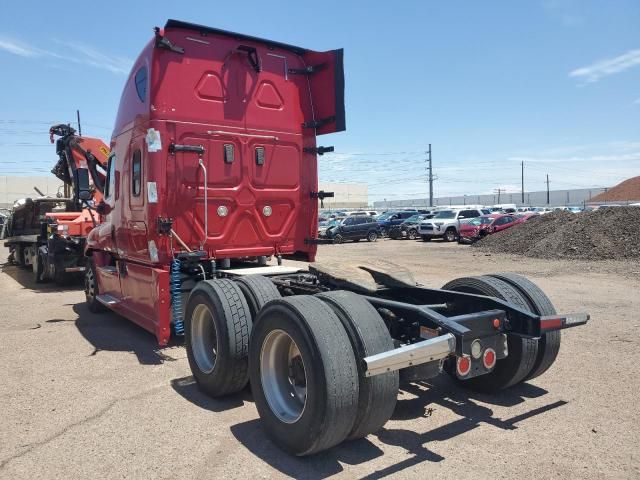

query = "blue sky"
[0,1,638,202]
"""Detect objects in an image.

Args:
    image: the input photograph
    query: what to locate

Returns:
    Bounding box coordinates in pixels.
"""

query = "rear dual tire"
[442,275,539,392]
[316,291,398,440]
[249,296,359,456]
[185,279,252,397]
[486,273,561,380]
[249,292,398,455]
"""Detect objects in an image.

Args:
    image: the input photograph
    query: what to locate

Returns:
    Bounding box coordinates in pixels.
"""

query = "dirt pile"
[474,207,640,260]
[591,176,640,202]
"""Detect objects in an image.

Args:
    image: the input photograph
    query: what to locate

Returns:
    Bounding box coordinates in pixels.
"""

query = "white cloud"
[53,40,132,75]
[569,49,640,83]
[0,35,132,75]
[0,38,41,57]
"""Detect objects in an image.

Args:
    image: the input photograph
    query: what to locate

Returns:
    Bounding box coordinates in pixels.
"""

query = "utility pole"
[76,110,82,137]
[427,144,433,207]
[546,174,550,205]
[494,188,503,204]
[521,161,524,204]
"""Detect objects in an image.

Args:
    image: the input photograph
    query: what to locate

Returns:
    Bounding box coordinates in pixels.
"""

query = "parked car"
[318,218,342,237]
[377,211,418,236]
[345,210,373,217]
[388,214,432,240]
[515,212,540,222]
[418,208,484,242]
[458,213,520,243]
[323,216,380,244]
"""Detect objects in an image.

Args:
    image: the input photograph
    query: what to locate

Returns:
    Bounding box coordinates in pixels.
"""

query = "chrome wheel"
[260,329,307,423]
[191,304,219,374]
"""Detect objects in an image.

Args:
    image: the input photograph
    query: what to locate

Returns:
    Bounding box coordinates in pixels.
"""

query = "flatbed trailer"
[85,20,589,456]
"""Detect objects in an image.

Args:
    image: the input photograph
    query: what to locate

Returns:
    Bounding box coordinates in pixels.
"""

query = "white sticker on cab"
[148,240,159,263]
[147,182,158,203]
[145,128,162,152]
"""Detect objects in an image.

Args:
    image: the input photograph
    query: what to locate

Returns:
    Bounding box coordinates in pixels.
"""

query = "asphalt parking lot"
[1,240,638,479]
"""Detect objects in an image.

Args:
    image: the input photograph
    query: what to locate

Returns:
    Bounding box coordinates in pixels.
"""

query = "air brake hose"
[170,258,184,336]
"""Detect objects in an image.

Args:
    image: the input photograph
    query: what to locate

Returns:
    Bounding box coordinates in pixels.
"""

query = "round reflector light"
[483,348,496,369]
[217,205,228,217]
[471,340,482,359]
[456,356,471,376]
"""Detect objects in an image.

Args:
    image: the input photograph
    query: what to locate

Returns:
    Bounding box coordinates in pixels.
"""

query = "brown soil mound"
[473,207,640,260]
[591,176,640,202]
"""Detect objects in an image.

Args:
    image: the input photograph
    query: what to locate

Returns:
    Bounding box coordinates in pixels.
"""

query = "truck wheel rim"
[85,268,95,301]
[191,304,218,374]
[260,329,307,424]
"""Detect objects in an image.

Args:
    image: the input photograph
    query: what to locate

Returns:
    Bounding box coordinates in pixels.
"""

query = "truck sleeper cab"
[86,20,345,345]
[85,20,589,457]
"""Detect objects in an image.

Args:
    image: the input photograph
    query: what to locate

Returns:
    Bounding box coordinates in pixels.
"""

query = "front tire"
[32,251,45,283]
[249,296,359,456]
[443,228,457,242]
[333,234,344,244]
[407,229,418,240]
[185,279,252,397]
[367,231,378,242]
[85,258,107,313]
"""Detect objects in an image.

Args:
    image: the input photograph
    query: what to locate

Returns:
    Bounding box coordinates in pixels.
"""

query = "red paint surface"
[86,22,344,343]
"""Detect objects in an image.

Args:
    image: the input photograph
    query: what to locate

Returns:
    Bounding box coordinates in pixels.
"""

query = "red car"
[458,213,520,243]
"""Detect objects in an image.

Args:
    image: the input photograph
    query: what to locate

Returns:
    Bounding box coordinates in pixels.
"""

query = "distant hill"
[591,176,640,202]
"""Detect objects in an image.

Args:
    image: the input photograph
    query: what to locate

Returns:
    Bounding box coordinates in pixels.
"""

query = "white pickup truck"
[418,208,485,242]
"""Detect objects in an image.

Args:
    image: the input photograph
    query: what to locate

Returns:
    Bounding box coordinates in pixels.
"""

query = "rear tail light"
[483,348,496,369]
[456,356,471,376]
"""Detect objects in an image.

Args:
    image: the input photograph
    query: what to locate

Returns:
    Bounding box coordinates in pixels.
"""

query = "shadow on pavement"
[171,375,252,412]
[72,302,182,365]
[226,374,565,479]
[0,261,82,292]
[231,420,385,479]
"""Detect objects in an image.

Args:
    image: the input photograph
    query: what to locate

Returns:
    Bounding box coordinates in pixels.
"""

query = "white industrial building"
[0,176,64,211]
[0,176,368,211]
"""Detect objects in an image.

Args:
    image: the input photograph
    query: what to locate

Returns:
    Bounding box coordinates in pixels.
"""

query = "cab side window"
[104,154,116,200]
[132,150,142,196]
[135,67,147,102]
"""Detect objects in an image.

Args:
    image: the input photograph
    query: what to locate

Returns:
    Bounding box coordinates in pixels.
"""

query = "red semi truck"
[85,20,589,456]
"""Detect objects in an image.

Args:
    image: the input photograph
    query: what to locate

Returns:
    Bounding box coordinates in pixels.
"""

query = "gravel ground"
[0,241,639,479]
[475,207,640,260]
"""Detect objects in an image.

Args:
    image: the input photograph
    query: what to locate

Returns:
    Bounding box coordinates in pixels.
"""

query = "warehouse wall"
[0,176,64,210]
[0,176,368,211]
[373,187,610,209]
[318,182,368,208]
